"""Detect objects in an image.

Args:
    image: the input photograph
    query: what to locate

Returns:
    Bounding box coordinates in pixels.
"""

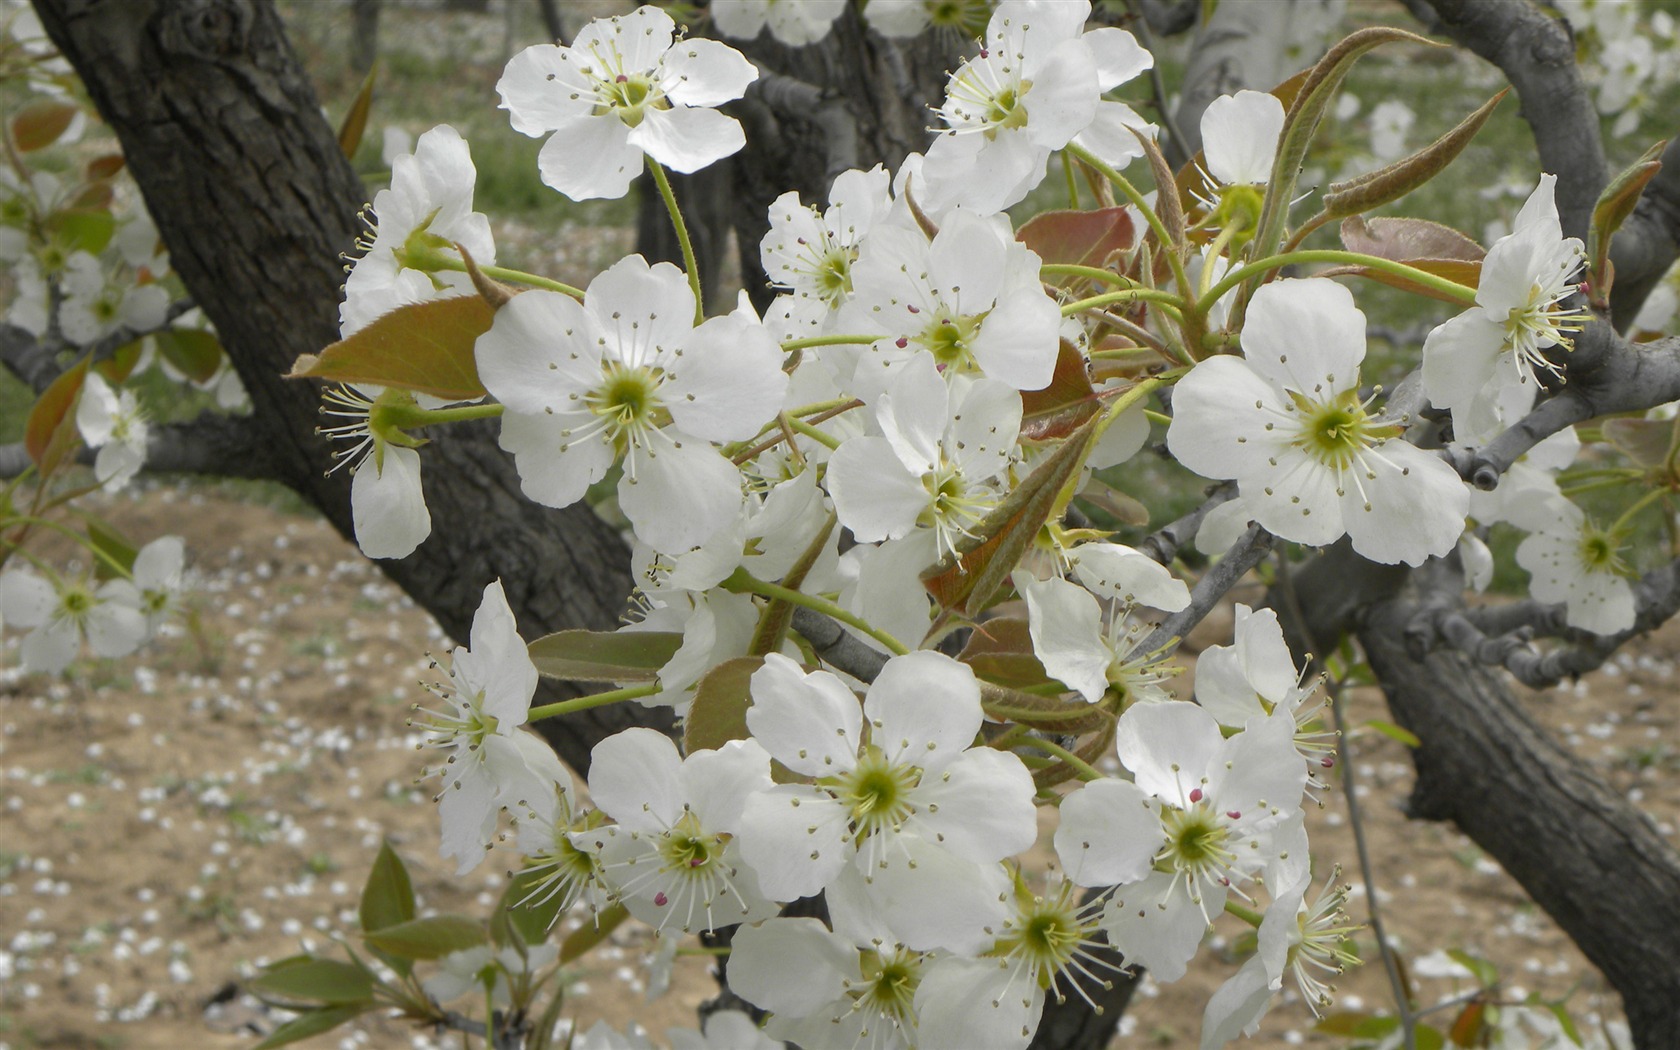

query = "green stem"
[780,334,880,352]
[526,681,659,722]
[1198,225,1238,299]
[1198,249,1479,315]
[428,257,583,299]
[784,415,842,452]
[380,401,504,431]
[648,161,703,324]
[1061,288,1185,318]
[1065,142,1195,306]
[1223,899,1265,927]
[1040,264,1136,288]
[4,515,131,578]
[1008,736,1104,782]
[1611,486,1670,535]
[1062,149,1080,209]
[721,567,910,656]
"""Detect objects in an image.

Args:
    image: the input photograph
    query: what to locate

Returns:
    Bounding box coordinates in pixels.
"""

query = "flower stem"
[427,257,583,299]
[526,681,660,723]
[1223,899,1264,928]
[648,160,704,325]
[721,567,910,656]
[1065,142,1195,308]
[381,401,504,431]
[1007,736,1104,782]
[1199,249,1479,315]
[1061,288,1185,318]
[1039,264,1136,288]
[1611,486,1669,536]
[780,334,880,352]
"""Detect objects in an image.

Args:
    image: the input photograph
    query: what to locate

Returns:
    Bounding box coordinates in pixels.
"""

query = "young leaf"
[363,914,485,961]
[1446,948,1499,988]
[287,295,492,401]
[1448,1000,1488,1048]
[24,356,90,478]
[46,208,116,255]
[526,629,683,682]
[1587,138,1666,307]
[1323,90,1508,219]
[923,414,1104,616]
[252,1004,371,1050]
[560,901,629,963]
[359,840,416,932]
[93,340,145,384]
[1361,719,1421,749]
[84,516,138,580]
[1252,27,1441,260]
[359,840,417,976]
[1016,207,1135,277]
[153,329,225,384]
[684,656,762,754]
[338,64,377,160]
[1602,417,1678,469]
[1322,216,1484,302]
[958,617,1051,690]
[248,957,376,1005]
[11,97,78,152]
[1019,339,1101,442]
[496,867,568,948]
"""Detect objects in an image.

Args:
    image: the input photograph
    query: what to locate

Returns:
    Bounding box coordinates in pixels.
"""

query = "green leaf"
[1253,27,1441,261]
[24,356,89,478]
[495,867,567,949]
[526,629,683,682]
[359,840,416,933]
[1313,1011,1384,1036]
[85,516,138,581]
[1447,948,1499,988]
[11,97,79,152]
[1361,719,1420,748]
[1602,417,1677,469]
[1323,90,1508,218]
[560,902,629,964]
[338,64,377,160]
[363,915,485,961]
[1019,339,1100,442]
[1016,207,1135,277]
[958,617,1051,690]
[252,1004,371,1050]
[1588,138,1666,307]
[46,208,116,255]
[922,412,1105,617]
[684,655,762,754]
[249,957,376,1005]
[287,295,492,401]
[1544,1002,1585,1046]
[153,329,225,384]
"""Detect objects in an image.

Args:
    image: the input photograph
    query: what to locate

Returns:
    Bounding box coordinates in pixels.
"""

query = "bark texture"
[31,0,668,776]
[1359,595,1680,1045]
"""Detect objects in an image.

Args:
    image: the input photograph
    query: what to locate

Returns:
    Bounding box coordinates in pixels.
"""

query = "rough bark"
[31,0,668,776]
[1359,593,1680,1046]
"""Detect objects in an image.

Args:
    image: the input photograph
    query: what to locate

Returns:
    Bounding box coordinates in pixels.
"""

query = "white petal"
[1202,90,1284,186]
[1116,701,1224,801]
[589,727,685,831]
[907,747,1037,863]
[628,106,746,174]
[667,311,787,441]
[863,651,982,773]
[619,438,744,555]
[1103,868,1223,982]
[1241,278,1366,396]
[727,918,852,1017]
[498,409,614,510]
[827,436,928,542]
[1343,440,1468,567]
[1070,543,1190,611]
[859,839,1011,954]
[738,785,851,901]
[537,115,641,201]
[1020,574,1112,703]
[746,654,862,776]
[917,956,1041,1050]
[660,39,758,108]
[352,445,431,560]
[1055,778,1164,887]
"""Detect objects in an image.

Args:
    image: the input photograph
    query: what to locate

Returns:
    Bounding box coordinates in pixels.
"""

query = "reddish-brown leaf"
[288,295,491,401]
[24,357,89,477]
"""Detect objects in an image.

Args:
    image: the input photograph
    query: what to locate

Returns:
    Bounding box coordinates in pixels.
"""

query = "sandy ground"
[0,486,1661,1049]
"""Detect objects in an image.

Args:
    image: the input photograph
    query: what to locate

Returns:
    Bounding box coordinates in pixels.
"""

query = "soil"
[0,486,1661,1049]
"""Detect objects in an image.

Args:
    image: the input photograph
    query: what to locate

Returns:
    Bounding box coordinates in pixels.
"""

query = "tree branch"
[1421,0,1604,241]
[1449,323,1680,488]
[1137,522,1272,656]
[1609,136,1680,332]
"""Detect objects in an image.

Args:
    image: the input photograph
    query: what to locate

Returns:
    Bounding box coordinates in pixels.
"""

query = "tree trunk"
[1359,595,1680,1046]
[31,0,668,776]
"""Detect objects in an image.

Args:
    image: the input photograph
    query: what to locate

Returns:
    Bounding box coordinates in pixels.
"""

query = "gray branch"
[0,411,280,482]
[1422,0,1604,241]
[0,298,197,394]
[792,606,889,683]
[1136,523,1273,656]
[747,73,859,185]
[1137,481,1234,566]
[1427,558,1680,688]
[1449,323,1680,488]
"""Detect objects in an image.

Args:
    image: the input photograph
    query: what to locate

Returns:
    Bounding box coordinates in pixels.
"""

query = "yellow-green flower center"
[852,947,922,1026]
[1579,520,1632,577]
[834,746,920,839]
